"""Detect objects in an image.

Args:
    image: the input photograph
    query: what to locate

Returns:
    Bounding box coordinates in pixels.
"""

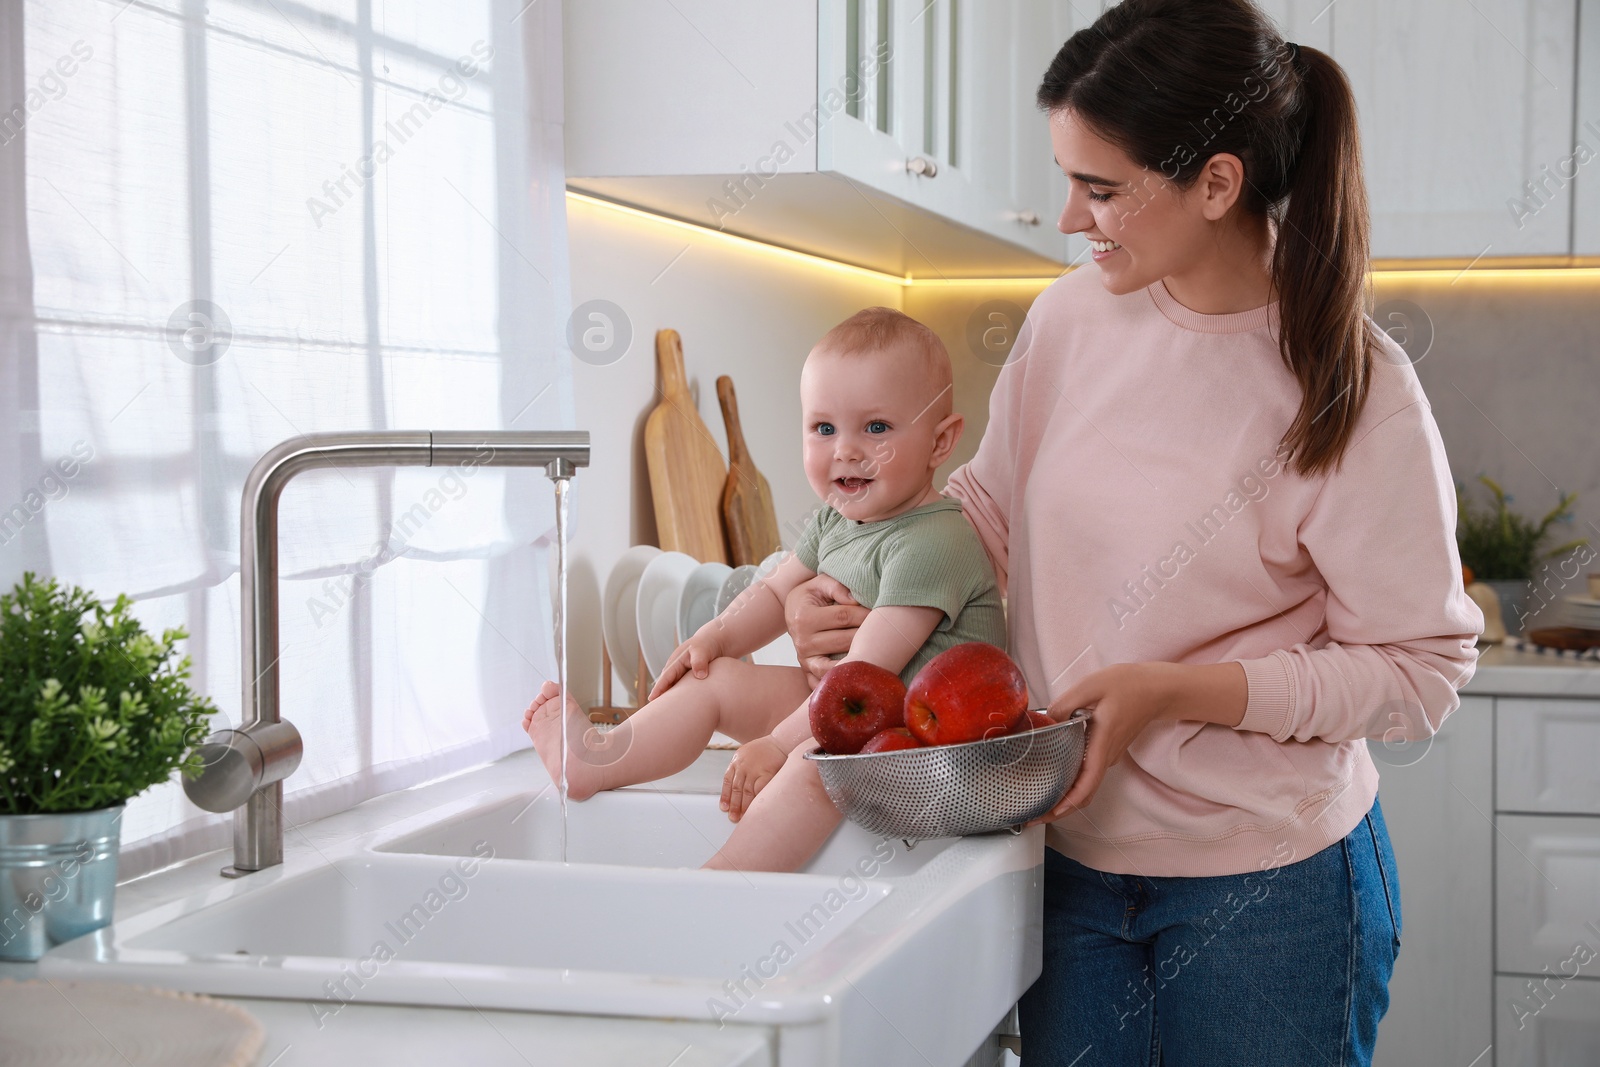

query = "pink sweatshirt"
[944,268,1483,877]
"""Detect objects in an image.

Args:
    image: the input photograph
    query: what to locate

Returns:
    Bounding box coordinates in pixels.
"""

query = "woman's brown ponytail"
[1271,45,1372,476]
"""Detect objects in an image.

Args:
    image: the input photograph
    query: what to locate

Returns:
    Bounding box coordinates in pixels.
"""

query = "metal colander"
[804,714,1088,839]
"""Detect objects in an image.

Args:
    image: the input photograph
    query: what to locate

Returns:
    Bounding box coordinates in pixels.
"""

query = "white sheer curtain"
[0,0,574,878]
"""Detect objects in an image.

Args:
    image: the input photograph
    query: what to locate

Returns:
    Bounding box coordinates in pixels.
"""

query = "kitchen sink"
[371,783,957,875]
[40,751,1042,1066]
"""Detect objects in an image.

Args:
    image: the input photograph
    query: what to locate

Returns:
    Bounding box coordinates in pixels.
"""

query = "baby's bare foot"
[523,681,605,800]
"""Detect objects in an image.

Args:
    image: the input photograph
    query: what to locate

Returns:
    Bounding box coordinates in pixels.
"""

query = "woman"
[787,1,1482,1062]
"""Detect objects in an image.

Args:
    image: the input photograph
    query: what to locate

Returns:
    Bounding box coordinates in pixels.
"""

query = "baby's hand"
[648,631,721,700]
[721,735,787,821]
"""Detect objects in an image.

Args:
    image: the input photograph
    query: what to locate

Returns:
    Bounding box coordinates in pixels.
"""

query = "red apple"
[1005,709,1055,734]
[809,661,907,755]
[904,643,1028,745]
[860,727,923,753]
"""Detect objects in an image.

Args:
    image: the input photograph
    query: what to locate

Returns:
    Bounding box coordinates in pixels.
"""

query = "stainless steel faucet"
[184,430,590,876]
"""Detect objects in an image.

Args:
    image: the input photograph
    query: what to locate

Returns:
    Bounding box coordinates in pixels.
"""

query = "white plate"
[602,545,661,702]
[1564,596,1600,627]
[677,562,732,644]
[752,630,802,669]
[716,564,761,616]
[757,549,786,579]
[636,551,700,682]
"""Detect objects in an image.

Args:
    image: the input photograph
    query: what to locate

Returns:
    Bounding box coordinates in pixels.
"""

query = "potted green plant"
[1456,476,1588,635]
[0,573,215,960]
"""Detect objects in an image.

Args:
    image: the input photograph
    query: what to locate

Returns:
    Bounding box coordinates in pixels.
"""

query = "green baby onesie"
[792,498,1008,685]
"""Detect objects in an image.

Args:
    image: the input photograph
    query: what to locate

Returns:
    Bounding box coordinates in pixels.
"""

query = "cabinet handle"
[1009,210,1040,226]
[906,156,939,177]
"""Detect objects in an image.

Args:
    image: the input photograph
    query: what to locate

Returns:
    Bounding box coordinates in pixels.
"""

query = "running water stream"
[553,476,571,864]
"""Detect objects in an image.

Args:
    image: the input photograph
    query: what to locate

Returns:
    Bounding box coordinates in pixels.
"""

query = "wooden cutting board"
[717,375,781,566]
[644,329,729,563]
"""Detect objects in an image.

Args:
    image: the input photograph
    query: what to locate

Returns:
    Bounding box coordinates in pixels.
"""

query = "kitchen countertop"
[1462,642,1600,698]
[2,750,776,1067]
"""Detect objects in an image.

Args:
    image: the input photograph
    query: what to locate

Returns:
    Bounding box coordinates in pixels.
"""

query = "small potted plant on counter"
[1456,476,1588,636]
[0,573,215,960]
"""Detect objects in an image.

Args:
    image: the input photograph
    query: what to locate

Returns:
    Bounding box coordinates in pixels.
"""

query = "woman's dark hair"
[1037,0,1371,477]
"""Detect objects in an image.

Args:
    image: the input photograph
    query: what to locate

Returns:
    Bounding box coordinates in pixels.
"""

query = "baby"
[523,306,1007,872]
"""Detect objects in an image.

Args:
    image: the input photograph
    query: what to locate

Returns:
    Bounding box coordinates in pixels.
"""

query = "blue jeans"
[1019,800,1402,1066]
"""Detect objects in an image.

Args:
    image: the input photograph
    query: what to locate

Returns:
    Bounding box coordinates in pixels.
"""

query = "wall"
[1378,272,1600,624]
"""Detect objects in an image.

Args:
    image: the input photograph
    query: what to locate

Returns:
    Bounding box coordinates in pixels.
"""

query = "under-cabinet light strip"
[567,191,1600,287]
[565,190,1060,287]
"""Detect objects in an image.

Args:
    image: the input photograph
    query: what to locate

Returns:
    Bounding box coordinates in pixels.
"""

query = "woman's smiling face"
[1050,108,1217,296]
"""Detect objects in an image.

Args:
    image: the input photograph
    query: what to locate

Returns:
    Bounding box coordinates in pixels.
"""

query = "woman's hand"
[721,735,788,821]
[785,575,869,685]
[1029,662,1189,824]
[648,631,722,700]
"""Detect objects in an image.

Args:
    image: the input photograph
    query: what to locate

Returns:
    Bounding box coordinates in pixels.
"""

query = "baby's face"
[799,344,949,522]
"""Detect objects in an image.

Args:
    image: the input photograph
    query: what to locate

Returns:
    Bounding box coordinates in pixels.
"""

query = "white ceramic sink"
[371,784,957,875]
[41,752,1043,1066]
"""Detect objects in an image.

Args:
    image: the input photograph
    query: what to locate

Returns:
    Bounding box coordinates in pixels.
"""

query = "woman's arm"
[1032,399,1484,821]
[943,467,1011,597]
[1228,401,1481,745]
[785,575,869,684]
[941,325,1032,593]
[1036,396,1484,825]
[1033,660,1247,821]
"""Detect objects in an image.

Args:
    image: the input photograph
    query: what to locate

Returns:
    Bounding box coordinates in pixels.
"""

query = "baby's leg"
[525,659,810,800]
[704,746,843,873]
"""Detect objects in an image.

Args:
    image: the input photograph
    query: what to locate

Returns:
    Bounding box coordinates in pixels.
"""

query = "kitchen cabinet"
[838,0,1074,264]
[562,0,1081,278]
[1377,680,1600,1067]
[1371,696,1495,1067]
[1575,0,1600,256]
[1332,0,1579,260]
[570,0,1595,264]
[1495,814,1600,976]
[1493,700,1600,1067]
[1496,975,1600,1065]
[1497,698,1600,814]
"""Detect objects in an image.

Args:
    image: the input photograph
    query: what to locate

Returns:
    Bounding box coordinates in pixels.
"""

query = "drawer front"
[1496,975,1600,1066]
[1497,699,1600,815]
[1495,815,1600,976]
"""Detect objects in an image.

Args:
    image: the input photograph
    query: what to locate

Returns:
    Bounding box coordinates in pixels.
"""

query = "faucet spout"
[183,430,589,876]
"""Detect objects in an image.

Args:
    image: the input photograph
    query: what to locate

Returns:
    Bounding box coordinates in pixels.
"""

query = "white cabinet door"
[1497,698,1600,815]
[1496,975,1600,1065]
[1005,1,1074,264]
[1575,0,1600,255]
[818,0,932,210]
[1370,696,1495,1067]
[1496,814,1600,976]
[1334,0,1579,259]
[562,0,817,178]
[821,0,1081,264]
[1253,0,1334,51]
